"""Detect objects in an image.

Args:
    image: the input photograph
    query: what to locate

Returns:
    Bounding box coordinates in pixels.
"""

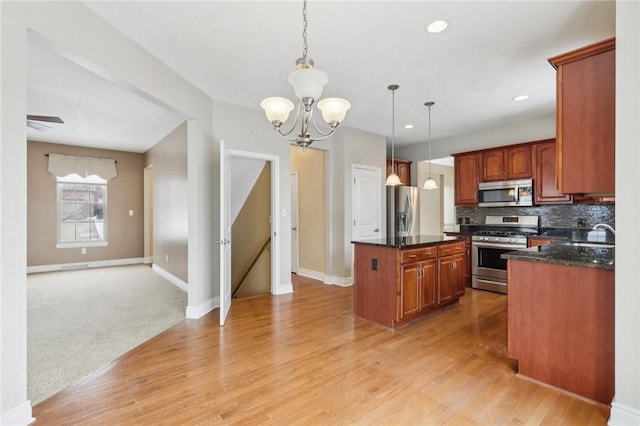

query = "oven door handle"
[472,242,527,249]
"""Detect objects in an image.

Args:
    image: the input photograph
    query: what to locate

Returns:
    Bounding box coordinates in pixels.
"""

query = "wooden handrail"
[232,237,271,297]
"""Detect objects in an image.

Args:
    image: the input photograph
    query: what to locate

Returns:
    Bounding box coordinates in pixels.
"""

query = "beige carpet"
[27,264,187,405]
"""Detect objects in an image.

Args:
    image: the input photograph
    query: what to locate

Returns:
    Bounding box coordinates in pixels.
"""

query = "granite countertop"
[502,242,615,270]
[352,235,463,249]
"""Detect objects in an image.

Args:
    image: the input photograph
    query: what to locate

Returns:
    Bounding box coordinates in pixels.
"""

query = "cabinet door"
[481,149,505,181]
[506,146,532,179]
[454,153,479,205]
[452,253,466,298]
[533,141,572,204]
[400,262,420,320]
[396,161,411,186]
[551,39,615,194]
[438,256,454,304]
[420,259,437,312]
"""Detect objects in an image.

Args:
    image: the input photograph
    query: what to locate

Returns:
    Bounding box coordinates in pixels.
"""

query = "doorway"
[219,148,280,325]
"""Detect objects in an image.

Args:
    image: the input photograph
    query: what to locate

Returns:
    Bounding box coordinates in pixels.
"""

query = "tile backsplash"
[456,203,615,228]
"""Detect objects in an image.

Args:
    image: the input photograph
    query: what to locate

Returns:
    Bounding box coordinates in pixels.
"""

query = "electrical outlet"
[165,254,169,262]
[129,210,134,216]
[81,247,87,255]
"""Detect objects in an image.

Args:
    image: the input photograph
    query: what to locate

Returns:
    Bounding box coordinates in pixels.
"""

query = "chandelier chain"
[302,0,308,58]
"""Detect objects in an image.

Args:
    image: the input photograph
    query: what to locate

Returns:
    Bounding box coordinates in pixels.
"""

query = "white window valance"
[47,153,118,180]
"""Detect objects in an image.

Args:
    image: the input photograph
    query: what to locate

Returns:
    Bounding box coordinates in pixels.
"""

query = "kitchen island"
[352,235,465,329]
[503,243,614,405]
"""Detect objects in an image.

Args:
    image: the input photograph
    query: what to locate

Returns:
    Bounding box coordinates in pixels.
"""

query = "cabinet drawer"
[438,242,465,257]
[401,247,437,263]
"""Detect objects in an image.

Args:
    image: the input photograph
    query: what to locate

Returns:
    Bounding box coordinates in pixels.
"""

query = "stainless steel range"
[471,215,539,294]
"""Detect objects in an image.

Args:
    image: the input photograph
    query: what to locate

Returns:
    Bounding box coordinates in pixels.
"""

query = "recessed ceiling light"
[427,20,448,34]
[513,95,529,101]
[404,124,414,129]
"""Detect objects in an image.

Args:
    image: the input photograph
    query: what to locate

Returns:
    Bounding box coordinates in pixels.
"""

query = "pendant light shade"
[423,101,438,190]
[386,84,401,186]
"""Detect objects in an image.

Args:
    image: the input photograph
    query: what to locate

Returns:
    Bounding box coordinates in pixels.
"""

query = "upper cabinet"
[532,139,572,204]
[481,146,532,182]
[548,38,615,195]
[454,153,479,205]
[386,158,412,186]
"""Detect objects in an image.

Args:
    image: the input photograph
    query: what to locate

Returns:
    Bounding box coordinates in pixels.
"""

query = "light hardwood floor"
[33,275,609,425]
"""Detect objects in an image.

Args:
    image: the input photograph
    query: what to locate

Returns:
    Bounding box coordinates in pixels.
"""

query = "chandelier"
[260,0,351,151]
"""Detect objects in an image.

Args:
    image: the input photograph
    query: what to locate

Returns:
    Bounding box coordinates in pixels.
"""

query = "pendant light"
[385,85,402,186]
[423,101,438,190]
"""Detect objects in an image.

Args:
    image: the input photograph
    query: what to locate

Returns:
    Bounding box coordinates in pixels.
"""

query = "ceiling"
[28,1,615,153]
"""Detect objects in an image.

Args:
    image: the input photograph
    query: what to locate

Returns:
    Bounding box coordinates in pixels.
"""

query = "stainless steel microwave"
[478,179,533,207]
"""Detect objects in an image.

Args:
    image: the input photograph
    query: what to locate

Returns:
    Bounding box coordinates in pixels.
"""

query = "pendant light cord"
[391,88,396,169]
[428,104,432,177]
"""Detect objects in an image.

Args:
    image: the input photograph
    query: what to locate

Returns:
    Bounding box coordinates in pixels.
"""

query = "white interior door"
[290,171,299,273]
[219,141,232,325]
[352,166,382,240]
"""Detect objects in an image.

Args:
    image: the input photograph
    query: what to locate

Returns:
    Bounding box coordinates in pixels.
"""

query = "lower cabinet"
[399,258,437,321]
[438,252,465,304]
[397,242,465,325]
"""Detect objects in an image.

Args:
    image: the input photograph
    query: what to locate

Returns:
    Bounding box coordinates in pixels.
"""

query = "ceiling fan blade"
[27,120,52,131]
[26,115,64,124]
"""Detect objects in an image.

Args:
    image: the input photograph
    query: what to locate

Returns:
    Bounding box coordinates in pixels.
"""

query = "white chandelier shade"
[317,98,351,124]
[260,97,295,123]
[288,68,329,100]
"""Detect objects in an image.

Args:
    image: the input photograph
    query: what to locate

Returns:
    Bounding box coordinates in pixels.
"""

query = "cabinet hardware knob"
[409,254,417,258]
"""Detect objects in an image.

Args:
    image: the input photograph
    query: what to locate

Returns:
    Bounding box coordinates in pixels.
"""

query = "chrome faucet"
[592,223,616,235]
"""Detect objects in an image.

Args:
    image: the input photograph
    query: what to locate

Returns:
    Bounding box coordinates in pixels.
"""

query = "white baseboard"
[324,275,353,287]
[143,256,153,264]
[186,297,219,319]
[0,401,34,426]
[296,268,353,287]
[609,400,640,425]
[297,268,325,282]
[274,282,293,295]
[26,257,146,274]
[151,264,188,292]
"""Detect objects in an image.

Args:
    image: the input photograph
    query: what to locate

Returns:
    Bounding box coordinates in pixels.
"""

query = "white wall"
[417,162,455,234]
[0,2,216,424]
[396,113,555,186]
[211,99,293,294]
[330,127,387,282]
[610,1,640,424]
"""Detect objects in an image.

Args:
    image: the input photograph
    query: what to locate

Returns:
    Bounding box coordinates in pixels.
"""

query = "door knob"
[374,228,380,232]
[292,227,297,231]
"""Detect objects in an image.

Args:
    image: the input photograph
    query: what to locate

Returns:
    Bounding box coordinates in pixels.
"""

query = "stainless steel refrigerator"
[387,186,420,239]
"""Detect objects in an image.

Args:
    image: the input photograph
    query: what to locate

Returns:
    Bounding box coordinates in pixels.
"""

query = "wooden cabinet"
[527,237,553,247]
[532,140,572,204]
[399,246,437,321]
[386,158,412,186]
[445,234,472,288]
[437,243,466,303]
[549,38,615,195]
[481,146,532,182]
[454,153,479,205]
[353,240,465,329]
[508,259,614,404]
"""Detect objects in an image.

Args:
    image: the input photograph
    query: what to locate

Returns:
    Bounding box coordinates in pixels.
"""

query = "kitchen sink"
[563,242,615,249]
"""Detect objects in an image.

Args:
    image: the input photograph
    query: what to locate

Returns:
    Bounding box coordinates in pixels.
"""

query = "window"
[57,174,107,247]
